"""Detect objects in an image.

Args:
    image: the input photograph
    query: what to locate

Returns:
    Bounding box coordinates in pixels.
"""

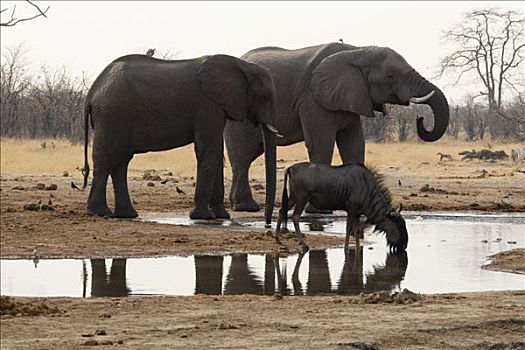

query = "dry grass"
[1,138,522,178]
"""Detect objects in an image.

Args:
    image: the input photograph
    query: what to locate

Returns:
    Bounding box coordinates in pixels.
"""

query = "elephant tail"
[280,167,290,230]
[81,103,91,190]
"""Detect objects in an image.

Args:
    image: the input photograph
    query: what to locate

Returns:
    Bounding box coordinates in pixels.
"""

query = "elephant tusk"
[409,91,435,104]
[265,123,280,134]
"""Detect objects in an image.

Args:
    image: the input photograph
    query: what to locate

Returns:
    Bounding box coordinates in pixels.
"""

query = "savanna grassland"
[1,138,524,349]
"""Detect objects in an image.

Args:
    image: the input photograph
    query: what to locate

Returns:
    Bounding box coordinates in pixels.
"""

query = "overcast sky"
[1,1,523,104]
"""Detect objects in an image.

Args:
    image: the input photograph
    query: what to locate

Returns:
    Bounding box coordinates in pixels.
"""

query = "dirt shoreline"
[1,292,524,350]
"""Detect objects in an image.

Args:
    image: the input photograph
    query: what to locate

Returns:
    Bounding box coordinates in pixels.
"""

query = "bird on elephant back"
[224,42,450,213]
[80,53,280,224]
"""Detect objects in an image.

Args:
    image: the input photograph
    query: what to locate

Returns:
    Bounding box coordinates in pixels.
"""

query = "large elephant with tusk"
[224,42,449,212]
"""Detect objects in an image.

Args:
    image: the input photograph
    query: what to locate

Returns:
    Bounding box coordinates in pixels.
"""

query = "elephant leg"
[224,120,264,212]
[210,146,230,219]
[336,123,365,164]
[300,104,336,214]
[111,156,138,218]
[190,135,223,220]
[86,167,113,217]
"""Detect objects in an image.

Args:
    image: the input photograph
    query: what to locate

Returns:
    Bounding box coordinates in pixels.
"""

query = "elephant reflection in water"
[90,259,129,297]
[194,254,277,295]
[194,256,224,295]
[224,254,275,295]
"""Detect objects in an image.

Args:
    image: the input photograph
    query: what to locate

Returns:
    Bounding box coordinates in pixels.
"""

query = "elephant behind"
[224,42,449,212]
[81,54,278,223]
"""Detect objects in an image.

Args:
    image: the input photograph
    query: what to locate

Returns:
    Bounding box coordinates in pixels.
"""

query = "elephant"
[81,54,278,223]
[224,42,450,212]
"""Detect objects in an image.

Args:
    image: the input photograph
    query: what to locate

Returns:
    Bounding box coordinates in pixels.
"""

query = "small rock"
[252,184,264,190]
[481,240,488,243]
[98,313,111,318]
[94,329,107,336]
[36,183,46,190]
[45,184,58,191]
[63,171,69,177]
[165,171,173,176]
[147,182,155,187]
[83,339,98,346]
[23,203,40,211]
[508,241,517,244]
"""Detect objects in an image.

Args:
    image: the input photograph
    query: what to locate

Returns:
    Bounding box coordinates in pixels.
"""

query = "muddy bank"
[1,291,524,350]
[484,249,525,275]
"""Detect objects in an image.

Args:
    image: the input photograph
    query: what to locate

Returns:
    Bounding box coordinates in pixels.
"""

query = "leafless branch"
[1,0,50,27]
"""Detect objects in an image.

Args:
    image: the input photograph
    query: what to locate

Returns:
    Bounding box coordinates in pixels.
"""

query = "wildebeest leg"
[292,251,305,295]
[345,215,362,253]
[273,254,286,295]
[275,196,295,245]
[292,199,309,251]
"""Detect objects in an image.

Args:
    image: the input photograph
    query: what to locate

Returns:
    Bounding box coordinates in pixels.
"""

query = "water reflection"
[72,250,407,297]
[2,217,524,297]
[90,259,129,297]
[194,256,223,295]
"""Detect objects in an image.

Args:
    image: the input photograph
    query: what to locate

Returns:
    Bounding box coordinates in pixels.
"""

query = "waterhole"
[1,213,523,297]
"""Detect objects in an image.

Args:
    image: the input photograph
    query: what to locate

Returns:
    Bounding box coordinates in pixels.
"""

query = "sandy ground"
[1,139,524,349]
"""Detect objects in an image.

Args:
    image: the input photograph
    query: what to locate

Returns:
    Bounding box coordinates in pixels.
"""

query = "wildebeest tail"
[81,102,91,189]
[280,167,290,229]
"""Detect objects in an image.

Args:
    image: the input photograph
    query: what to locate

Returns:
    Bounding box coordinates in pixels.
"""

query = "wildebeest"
[275,162,408,253]
[459,149,509,161]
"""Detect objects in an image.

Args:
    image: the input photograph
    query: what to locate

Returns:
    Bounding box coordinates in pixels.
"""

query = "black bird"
[161,179,169,184]
[398,179,402,187]
[176,186,186,195]
[71,182,80,190]
[146,48,155,56]
[339,38,344,43]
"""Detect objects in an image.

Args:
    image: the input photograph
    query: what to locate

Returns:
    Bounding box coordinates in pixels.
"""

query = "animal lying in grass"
[275,162,408,253]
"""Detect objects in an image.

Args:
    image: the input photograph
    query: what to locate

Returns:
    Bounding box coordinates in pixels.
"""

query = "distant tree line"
[1,44,524,144]
[1,45,87,142]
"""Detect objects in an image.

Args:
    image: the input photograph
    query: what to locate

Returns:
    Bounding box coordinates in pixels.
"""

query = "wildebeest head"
[375,205,408,253]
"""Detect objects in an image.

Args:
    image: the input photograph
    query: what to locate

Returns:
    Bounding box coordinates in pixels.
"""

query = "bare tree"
[438,8,524,110]
[0,44,31,137]
[1,0,50,27]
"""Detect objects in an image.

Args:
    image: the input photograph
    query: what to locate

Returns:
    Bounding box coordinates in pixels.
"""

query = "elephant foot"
[232,200,260,212]
[305,203,333,215]
[114,206,139,219]
[190,206,216,220]
[210,205,231,219]
[86,205,114,218]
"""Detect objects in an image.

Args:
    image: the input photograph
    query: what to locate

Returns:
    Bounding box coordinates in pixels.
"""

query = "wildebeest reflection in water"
[276,249,408,296]
[90,259,129,297]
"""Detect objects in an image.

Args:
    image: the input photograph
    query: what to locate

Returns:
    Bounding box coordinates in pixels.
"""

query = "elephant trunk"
[262,125,276,226]
[409,72,450,142]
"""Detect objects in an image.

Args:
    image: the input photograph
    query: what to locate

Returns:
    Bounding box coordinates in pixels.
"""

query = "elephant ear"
[310,51,375,118]
[197,55,248,121]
